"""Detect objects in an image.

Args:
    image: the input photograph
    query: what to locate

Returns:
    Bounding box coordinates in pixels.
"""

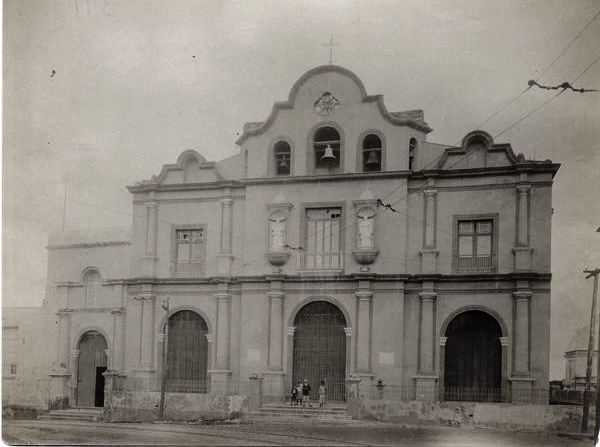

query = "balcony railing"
[169,261,206,277]
[457,254,494,271]
[300,252,343,270]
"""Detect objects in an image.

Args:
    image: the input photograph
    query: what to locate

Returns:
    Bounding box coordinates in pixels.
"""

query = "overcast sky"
[3,0,599,379]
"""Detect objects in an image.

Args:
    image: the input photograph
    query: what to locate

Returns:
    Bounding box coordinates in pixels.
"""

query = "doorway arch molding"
[157,305,214,335]
[440,305,508,337]
[286,295,352,328]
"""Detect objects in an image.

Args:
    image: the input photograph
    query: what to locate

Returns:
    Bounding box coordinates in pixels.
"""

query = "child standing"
[290,383,298,406]
[319,380,326,407]
[295,380,303,406]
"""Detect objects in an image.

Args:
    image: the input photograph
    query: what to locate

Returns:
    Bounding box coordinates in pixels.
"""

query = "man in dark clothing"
[302,379,311,407]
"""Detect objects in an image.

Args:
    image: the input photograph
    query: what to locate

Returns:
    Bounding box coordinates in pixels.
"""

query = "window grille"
[173,228,206,277]
[457,219,494,271]
[302,207,342,269]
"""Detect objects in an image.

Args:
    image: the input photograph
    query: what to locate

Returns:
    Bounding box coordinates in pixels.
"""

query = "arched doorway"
[443,310,502,402]
[76,331,108,407]
[165,310,208,393]
[292,301,346,401]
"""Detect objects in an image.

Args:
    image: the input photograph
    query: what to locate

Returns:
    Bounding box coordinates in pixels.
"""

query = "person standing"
[296,380,303,406]
[319,379,326,407]
[302,379,311,407]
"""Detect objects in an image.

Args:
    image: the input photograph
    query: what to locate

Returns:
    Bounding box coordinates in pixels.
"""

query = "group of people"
[290,379,326,407]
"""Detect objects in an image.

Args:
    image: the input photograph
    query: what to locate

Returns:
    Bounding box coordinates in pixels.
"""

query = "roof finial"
[323,36,339,65]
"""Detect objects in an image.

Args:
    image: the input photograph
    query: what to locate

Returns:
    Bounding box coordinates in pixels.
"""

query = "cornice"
[47,240,130,250]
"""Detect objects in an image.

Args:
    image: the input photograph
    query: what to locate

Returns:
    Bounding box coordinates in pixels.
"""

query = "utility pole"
[581,267,598,432]
[159,297,170,420]
[585,269,600,440]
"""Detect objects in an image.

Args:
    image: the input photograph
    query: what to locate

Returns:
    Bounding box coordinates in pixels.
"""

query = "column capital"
[220,197,234,206]
[500,336,509,347]
[516,184,531,194]
[355,291,373,301]
[205,333,213,343]
[156,333,166,342]
[419,292,437,302]
[344,327,353,337]
[145,201,158,209]
[513,291,532,300]
[439,336,447,346]
[57,308,74,316]
[215,293,232,303]
[424,188,437,198]
[287,326,296,336]
[71,349,80,360]
[110,307,126,315]
[267,291,285,300]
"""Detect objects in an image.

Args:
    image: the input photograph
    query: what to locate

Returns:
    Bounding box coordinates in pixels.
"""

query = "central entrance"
[292,300,346,402]
[76,331,107,407]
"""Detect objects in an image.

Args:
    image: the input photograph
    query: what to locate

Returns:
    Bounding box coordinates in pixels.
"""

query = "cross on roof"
[323,37,339,65]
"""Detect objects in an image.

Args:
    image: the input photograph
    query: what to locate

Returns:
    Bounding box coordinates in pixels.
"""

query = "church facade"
[45,65,559,410]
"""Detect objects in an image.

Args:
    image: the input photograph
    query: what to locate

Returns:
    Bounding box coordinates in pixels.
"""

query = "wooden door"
[77,331,107,407]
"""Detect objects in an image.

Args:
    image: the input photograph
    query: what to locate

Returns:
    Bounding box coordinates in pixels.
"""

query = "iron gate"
[444,310,502,402]
[166,310,208,393]
[292,301,346,402]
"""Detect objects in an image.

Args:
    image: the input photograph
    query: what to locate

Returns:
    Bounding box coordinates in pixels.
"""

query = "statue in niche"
[357,208,375,249]
[269,211,286,251]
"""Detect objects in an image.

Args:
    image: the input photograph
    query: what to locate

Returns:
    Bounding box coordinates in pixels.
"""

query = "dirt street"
[2,418,595,446]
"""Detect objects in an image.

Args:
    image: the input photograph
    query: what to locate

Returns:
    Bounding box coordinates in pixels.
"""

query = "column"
[420,187,439,274]
[267,292,284,369]
[110,307,126,373]
[513,184,533,271]
[209,289,232,393]
[134,294,155,372]
[355,291,372,372]
[414,283,438,401]
[217,197,234,275]
[141,201,158,276]
[418,292,436,373]
[49,309,73,409]
[56,309,73,371]
[145,201,158,256]
[511,290,534,402]
[513,291,531,375]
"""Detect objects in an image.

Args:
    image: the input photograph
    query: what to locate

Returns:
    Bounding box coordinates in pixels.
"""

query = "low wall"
[104,391,248,422]
[348,399,585,432]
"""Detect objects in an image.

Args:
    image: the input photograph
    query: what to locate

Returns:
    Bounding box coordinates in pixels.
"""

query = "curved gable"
[236,65,431,145]
[438,130,521,170]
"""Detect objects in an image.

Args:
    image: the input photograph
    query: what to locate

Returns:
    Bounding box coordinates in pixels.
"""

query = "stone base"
[48,373,71,410]
[414,375,438,400]
[509,377,536,403]
[208,370,232,394]
[512,247,533,271]
[419,250,439,274]
[216,254,234,276]
[351,373,375,398]
[261,370,286,398]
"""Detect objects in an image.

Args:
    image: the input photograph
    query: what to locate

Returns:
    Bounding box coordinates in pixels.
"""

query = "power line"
[536,9,600,81]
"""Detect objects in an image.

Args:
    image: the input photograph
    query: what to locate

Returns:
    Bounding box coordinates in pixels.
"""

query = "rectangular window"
[172,228,206,277]
[303,207,342,269]
[456,218,495,271]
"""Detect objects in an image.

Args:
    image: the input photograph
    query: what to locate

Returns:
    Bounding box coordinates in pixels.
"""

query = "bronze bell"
[366,150,380,167]
[321,145,336,162]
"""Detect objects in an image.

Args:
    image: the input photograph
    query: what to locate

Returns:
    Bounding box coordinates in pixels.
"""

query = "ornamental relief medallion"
[313,91,340,116]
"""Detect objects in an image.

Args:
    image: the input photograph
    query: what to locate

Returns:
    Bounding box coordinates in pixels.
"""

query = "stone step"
[249,402,351,422]
[37,407,103,422]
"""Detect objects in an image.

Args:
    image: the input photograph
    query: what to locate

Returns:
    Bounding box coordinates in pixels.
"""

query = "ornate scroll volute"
[352,189,379,269]
[265,193,294,267]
